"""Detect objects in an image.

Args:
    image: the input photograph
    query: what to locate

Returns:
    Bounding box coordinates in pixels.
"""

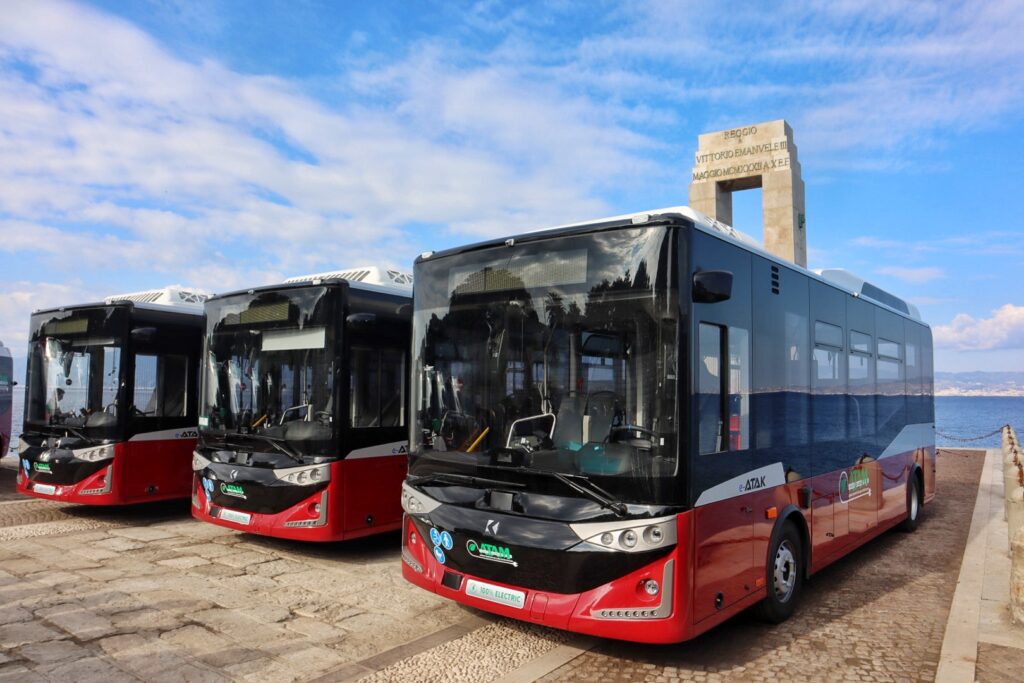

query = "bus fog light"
[410,531,417,545]
[600,532,614,546]
[643,526,664,545]
[621,529,638,548]
[643,579,660,596]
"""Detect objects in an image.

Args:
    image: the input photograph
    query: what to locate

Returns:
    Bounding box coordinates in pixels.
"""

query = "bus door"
[690,232,758,623]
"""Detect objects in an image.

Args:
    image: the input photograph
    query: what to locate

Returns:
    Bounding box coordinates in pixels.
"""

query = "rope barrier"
[936,424,1011,443]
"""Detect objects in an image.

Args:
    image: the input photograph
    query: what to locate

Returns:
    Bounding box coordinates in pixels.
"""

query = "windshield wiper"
[224,433,304,464]
[546,472,628,517]
[407,472,526,490]
[44,423,94,445]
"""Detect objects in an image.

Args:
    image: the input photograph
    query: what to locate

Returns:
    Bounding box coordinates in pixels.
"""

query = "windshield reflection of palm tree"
[432,267,536,452]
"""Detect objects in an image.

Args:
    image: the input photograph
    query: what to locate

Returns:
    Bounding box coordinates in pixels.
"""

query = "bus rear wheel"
[900,474,922,532]
[757,522,803,624]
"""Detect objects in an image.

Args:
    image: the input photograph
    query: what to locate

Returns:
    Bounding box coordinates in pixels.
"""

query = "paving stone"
[0,664,48,682]
[36,604,118,641]
[37,656,139,683]
[0,620,66,648]
[94,537,146,552]
[187,563,246,579]
[18,638,92,664]
[111,608,186,633]
[283,616,347,642]
[110,527,180,542]
[0,605,32,625]
[160,625,232,655]
[211,550,273,569]
[155,556,211,569]
[198,646,264,668]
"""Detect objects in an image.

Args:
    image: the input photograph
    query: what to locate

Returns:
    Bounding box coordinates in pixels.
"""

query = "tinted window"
[698,323,723,455]
[815,321,843,348]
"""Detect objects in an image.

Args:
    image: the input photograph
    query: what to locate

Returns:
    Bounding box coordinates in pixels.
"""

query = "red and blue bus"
[191,267,412,541]
[0,340,12,457]
[400,207,935,643]
[17,288,206,504]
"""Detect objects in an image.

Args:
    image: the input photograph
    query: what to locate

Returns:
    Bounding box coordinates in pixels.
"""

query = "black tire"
[757,521,803,623]
[900,473,922,532]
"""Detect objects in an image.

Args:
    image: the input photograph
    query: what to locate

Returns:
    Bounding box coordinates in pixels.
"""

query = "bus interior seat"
[585,391,621,444]
[552,396,584,450]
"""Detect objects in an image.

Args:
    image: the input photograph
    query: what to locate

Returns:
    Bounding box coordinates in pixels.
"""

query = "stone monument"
[689,119,806,267]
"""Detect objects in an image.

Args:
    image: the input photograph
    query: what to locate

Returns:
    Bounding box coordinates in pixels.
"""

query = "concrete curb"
[936,448,995,682]
[492,636,597,683]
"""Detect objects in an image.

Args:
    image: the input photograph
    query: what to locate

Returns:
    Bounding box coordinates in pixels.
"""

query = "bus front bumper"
[399,514,692,644]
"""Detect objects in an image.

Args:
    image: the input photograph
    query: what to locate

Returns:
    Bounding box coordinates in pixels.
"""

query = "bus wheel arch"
[773,505,811,581]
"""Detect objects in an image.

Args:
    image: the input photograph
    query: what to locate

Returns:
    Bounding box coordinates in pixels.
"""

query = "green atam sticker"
[839,468,871,503]
[220,482,246,499]
[33,462,52,473]
[466,539,517,567]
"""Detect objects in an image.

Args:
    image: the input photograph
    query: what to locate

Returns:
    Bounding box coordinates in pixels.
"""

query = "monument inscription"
[688,119,806,266]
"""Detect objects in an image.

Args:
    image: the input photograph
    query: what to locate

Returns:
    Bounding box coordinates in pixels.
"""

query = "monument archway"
[689,119,806,267]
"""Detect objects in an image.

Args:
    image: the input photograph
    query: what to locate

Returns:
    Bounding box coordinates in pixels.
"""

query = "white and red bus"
[400,207,935,643]
[0,340,12,456]
[17,288,206,504]
[191,267,412,541]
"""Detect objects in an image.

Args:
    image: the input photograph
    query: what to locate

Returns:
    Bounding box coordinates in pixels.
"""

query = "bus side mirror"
[131,326,158,342]
[692,270,733,303]
[346,313,377,327]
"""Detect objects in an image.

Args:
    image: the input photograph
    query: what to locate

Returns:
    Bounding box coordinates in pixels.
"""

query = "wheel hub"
[773,540,797,602]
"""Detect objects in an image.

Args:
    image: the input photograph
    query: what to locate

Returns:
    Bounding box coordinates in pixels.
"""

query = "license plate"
[218,508,251,525]
[33,484,57,495]
[465,579,525,609]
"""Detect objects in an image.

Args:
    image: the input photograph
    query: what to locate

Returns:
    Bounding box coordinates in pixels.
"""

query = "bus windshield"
[24,307,127,440]
[201,286,337,459]
[411,227,682,506]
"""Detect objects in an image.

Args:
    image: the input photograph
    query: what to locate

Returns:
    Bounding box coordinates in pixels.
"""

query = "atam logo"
[466,539,518,567]
[219,482,246,499]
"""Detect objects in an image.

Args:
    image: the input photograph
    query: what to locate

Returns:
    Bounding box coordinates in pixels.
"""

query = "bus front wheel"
[900,474,922,533]
[758,521,803,624]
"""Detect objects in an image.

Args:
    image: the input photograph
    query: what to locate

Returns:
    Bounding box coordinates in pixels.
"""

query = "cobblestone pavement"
[0,450,984,682]
[542,449,984,683]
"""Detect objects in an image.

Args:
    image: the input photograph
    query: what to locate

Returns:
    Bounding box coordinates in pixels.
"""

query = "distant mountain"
[935,371,1024,397]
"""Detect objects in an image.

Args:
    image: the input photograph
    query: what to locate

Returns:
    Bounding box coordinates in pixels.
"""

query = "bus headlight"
[74,444,115,463]
[274,464,330,485]
[570,515,677,553]
[401,482,442,516]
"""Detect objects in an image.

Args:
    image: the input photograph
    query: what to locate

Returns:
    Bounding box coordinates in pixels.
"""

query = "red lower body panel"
[17,439,195,505]
[191,455,406,542]
[402,447,936,643]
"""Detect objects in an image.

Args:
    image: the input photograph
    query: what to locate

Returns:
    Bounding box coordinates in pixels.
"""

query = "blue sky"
[1,0,1023,375]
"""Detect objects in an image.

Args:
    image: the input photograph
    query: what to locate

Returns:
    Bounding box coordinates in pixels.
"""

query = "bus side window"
[698,323,723,454]
[350,347,380,428]
[134,354,188,417]
[351,347,406,429]
[728,327,750,451]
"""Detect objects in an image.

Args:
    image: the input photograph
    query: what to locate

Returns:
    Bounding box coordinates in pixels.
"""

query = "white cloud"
[934,304,1024,351]
[0,280,103,356]
[876,266,945,283]
[0,0,666,288]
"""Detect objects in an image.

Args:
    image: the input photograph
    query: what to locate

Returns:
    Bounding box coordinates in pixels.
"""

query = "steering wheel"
[606,424,658,445]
